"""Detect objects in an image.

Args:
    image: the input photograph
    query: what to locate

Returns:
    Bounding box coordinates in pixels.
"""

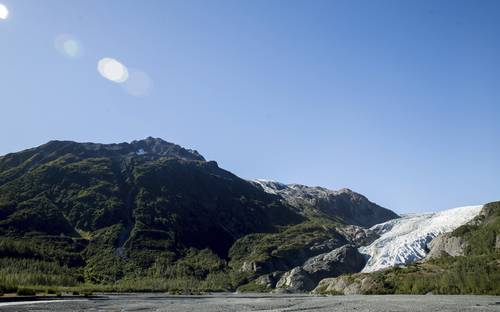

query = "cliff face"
[426,234,467,259]
[275,245,366,292]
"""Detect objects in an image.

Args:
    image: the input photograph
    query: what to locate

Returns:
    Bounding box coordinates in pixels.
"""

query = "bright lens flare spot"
[0,4,9,20]
[98,58,129,83]
[54,34,83,59]
[63,40,80,57]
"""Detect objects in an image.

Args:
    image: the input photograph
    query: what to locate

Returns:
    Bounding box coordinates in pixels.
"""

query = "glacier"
[359,205,483,273]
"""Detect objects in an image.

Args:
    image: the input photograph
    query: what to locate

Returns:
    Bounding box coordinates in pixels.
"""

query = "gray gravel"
[0,293,499,312]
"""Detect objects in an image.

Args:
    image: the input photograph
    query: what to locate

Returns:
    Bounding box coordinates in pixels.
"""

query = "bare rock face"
[252,180,399,227]
[275,245,366,292]
[426,233,467,259]
[235,232,348,278]
[336,225,379,247]
[302,245,366,282]
[314,276,358,294]
[254,272,283,288]
[313,274,380,295]
[275,267,315,293]
[240,261,258,273]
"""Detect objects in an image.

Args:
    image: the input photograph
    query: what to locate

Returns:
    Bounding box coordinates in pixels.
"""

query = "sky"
[0,0,499,214]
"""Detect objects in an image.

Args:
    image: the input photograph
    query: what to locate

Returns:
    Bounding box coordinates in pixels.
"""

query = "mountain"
[359,205,483,273]
[269,204,485,293]
[252,180,398,227]
[0,138,399,293]
[0,138,495,295]
[0,138,302,253]
[0,138,309,287]
[314,201,500,295]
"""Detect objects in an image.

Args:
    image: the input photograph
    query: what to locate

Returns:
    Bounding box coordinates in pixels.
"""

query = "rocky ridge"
[251,179,398,227]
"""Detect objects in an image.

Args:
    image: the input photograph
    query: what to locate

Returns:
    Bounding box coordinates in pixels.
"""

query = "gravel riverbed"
[0,293,498,312]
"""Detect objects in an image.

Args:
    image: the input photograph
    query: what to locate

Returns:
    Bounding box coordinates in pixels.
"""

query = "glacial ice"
[359,205,483,273]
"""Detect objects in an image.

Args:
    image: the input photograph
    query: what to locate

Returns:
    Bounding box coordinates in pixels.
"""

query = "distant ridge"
[252,179,399,227]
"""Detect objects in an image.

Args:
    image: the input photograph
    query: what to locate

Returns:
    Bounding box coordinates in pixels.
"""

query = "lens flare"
[54,34,83,59]
[97,58,129,83]
[0,4,9,20]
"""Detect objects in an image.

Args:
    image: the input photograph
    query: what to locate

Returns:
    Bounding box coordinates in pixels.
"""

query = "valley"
[0,138,498,296]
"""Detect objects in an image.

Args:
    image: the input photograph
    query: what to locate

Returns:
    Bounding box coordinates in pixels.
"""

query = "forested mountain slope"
[0,138,398,292]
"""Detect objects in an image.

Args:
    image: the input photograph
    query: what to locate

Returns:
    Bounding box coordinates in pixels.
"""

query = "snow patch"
[253,179,287,194]
[136,148,146,155]
[359,205,483,273]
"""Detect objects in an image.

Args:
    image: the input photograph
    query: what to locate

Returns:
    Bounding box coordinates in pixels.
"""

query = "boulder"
[313,275,379,295]
[275,267,315,292]
[426,233,467,259]
[302,245,366,282]
[239,261,258,273]
[254,272,283,288]
[276,245,366,292]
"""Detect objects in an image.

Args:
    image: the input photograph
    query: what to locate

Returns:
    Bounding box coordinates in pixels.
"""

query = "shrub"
[82,290,93,297]
[237,281,270,293]
[16,288,36,296]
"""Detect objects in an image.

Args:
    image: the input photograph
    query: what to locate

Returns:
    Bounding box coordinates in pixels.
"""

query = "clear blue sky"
[1,0,499,213]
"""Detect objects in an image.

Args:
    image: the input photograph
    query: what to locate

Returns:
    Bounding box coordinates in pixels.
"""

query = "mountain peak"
[33,138,205,162]
[128,137,205,160]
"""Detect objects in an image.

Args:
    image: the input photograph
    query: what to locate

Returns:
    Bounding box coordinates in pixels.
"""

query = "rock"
[317,275,350,293]
[239,257,299,275]
[276,245,366,292]
[309,238,346,254]
[237,234,348,277]
[239,260,286,274]
[302,245,366,283]
[426,233,467,259]
[313,275,379,295]
[275,267,315,292]
[254,272,283,288]
[240,261,258,273]
[252,180,399,227]
[336,225,379,247]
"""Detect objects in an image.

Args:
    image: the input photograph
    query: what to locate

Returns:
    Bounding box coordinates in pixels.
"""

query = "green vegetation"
[0,140,308,293]
[237,280,271,293]
[1,139,496,295]
[229,219,346,278]
[0,218,347,293]
[16,287,36,296]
